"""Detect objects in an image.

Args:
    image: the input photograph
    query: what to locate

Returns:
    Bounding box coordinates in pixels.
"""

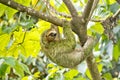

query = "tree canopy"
[0,0,120,80]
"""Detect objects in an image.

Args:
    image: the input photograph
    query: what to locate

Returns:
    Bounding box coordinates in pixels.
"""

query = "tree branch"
[45,0,71,18]
[62,0,78,18]
[82,0,94,23]
[112,8,120,19]
[89,10,120,78]
[71,0,95,44]
[91,8,120,23]
[82,0,101,80]
[43,37,98,68]
[0,0,67,26]
[0,0,102,80]
[86,53,101,80]
[88,0,99,21]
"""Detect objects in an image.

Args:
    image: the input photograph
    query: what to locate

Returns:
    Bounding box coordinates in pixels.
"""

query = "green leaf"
[22,76,29,80]
[73,75,86,80]
[97,63,103,73]
[102,73,112,80]
[73,0,78,3]
[110,3,120,13]
[33,72,40,78]
[113,44,120,61]
[20,19,34,29]
[86,69,92,80]
[4,57,15,67]
[14,61,24,77]
[87,23,104,36]
[108,0,116,5]
[0,63,9,76]
[47,63,55,68]
[5,7,17,19]
[0,3,7,17]
[57,2,69,13]
[14,0,31,6]
[2,24,18,34]
[64,69,79,79]
[21,63,31,74]
[0,34,10,51]
[48,67,59,74]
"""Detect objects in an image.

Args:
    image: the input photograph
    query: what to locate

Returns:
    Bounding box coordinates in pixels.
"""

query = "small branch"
[82,0,94,23]
[91,6,120,23]
[88,0,99,21]
[90,19,102,22]
[18,31,26,45]
[116,0,120,4]
[62,0,78,18]
[112,8,120,19]
[45,0,71,18]
[101,8,120,28]
[0,0,67,27]
[101,8,120,44]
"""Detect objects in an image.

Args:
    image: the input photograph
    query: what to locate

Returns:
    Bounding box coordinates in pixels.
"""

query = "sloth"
[40,22,95,68]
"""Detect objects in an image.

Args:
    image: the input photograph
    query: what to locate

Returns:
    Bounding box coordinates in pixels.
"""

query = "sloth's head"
[45,29,58,43]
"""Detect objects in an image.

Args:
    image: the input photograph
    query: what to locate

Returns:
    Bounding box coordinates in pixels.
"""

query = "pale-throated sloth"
[41,22,76,54]
[40,22,95,68]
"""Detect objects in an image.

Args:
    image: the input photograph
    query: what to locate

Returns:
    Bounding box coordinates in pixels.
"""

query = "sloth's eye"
[49,33,57,37]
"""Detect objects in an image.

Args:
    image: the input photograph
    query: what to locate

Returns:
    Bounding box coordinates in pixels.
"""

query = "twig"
[88,0,99,21]
[90,8,120,23]
[45,0,71,18]
[112,8,120,19]
[90,19,102,22]
[18,31,26,45]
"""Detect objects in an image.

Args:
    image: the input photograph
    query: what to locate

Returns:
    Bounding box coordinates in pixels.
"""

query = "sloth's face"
[46,30,57,42]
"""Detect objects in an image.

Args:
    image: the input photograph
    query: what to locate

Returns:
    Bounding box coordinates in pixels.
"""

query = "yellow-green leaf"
[0,34,10,51]
[88,23,104,36]
[0,3,7,17]
[5,7,17,19]
[97,63,103,73]
[22,76,28,80]
[113,44,120,61]
[64,69,79,79]
[34,72,40,78]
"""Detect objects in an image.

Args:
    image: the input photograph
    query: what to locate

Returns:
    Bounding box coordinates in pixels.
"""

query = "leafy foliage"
[0,0,120,80]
